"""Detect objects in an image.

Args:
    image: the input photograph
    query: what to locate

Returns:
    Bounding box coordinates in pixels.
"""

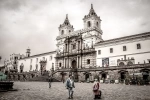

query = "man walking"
[66,75,75,99]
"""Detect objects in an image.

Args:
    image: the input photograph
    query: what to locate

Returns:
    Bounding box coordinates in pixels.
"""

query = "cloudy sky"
[0,0,150,65]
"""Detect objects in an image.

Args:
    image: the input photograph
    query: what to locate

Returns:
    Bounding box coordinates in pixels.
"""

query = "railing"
[56,48,96,58]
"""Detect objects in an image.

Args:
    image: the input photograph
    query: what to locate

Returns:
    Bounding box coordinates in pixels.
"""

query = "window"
[119,62,125,66]
[72,44,76,49]
[110,48,113,53]
[123,46,127,51]
[98,50,101,55]
[65,44,67,52]
[87,21,91,27]
[61,30,64,35]
[96,22,99,27]
[69,30,71,33]
[127,61,133,66]
[59,63,61,67]
[137,43,141,49]
[87,59,90,64]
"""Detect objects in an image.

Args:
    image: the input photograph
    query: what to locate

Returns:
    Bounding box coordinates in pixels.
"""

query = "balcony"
[56,48,96,58]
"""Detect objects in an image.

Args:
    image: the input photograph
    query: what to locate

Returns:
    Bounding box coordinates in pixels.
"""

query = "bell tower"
[83,4,102,30]
[26,47,31,57]
[58,14,74,36]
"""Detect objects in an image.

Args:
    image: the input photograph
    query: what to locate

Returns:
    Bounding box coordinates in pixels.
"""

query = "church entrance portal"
[71,60,78,82]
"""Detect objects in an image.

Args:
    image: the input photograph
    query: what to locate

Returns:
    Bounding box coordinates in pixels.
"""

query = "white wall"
[18,52,56,72]
[95,39,150,67]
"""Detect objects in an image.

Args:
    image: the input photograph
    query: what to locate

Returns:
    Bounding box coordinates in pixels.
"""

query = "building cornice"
[19,51,56,60]
[95,32,150,47]
[97,51,150,59]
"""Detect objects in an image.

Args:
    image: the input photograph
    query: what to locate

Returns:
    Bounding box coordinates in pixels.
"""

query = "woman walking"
[93,78,101,99]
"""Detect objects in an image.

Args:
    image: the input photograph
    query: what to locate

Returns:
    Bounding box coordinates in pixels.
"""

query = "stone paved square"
[0,82,150,100]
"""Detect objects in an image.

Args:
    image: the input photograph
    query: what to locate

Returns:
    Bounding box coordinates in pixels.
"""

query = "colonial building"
[5,4,150,83]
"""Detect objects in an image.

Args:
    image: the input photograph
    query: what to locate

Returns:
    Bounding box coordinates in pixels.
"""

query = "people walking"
[93,78,101,99]
[65,75,75,99]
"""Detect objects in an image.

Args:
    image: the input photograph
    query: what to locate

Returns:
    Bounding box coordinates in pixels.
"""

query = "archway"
[118,70,128,83]
[102,73,106,79]
[142,71,149,85]
[85,74,89,80]
[140,69,149,85]
[120,72,126,80]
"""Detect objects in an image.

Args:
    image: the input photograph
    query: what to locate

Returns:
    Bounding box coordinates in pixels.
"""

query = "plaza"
[0,82,150,100]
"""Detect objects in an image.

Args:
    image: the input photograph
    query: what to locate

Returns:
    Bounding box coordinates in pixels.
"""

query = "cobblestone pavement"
[0,82,150,100]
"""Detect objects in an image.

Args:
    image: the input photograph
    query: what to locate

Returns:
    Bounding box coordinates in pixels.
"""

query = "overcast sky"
[0,0,150,65]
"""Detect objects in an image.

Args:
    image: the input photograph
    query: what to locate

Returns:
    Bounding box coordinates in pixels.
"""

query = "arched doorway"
[142,70,149,85]
[84,72,91,82]
[118,70,128,83]
[120,72,126,80]
[100,71,107,83]
[85,74,89,80]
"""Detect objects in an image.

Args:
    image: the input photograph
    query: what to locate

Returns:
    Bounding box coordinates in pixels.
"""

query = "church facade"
[5,4,150,83]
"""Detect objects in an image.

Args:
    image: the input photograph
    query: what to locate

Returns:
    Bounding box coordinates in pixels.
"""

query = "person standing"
[66,75,75,99]
[49,75,52,88]
[93,78,101,99]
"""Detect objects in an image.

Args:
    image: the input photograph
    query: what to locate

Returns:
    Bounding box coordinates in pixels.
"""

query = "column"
[77,56,78,68]
[78,56,80,69]
[64,58,65,68]
[80,56,82,68]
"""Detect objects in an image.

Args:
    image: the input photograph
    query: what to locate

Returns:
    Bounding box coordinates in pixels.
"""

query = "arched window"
[127,61,133,66]
[96,22,99,27]
[61,30,64,35]
[59,63,61,67]
[69,30,71,33]
[87,21,91,27]
[119,62,125,66]
[87,59,90,64]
